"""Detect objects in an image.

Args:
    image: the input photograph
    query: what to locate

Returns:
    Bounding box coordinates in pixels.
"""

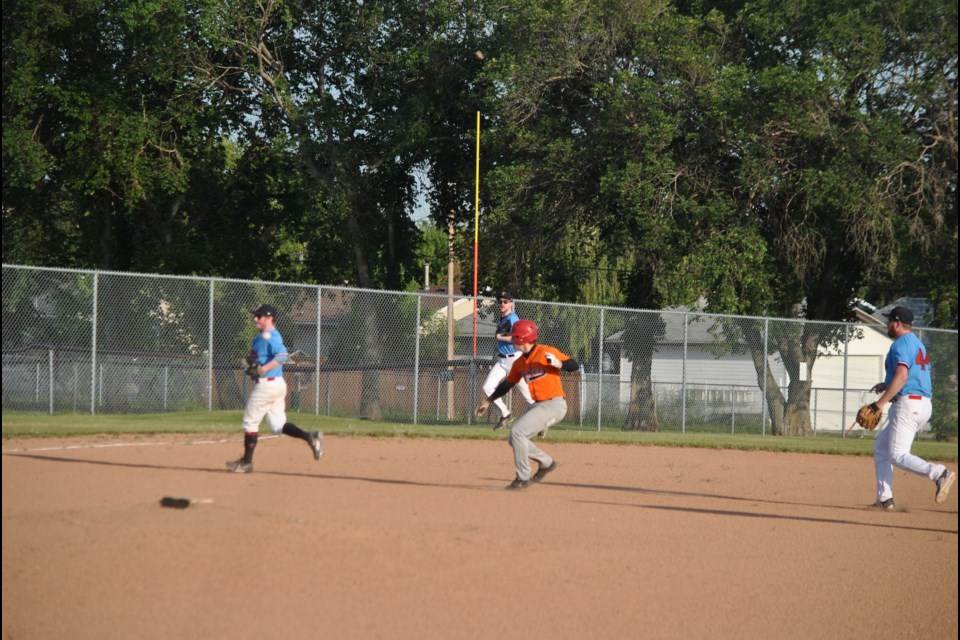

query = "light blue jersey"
[249,328,289,378]
[884,332,932,398]
[496,311,521,357]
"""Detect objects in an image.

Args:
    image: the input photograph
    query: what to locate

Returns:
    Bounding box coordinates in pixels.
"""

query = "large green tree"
[474,0,956,433]
[4,0,955,429]
[185,0,492,416]
[2,0,232,272]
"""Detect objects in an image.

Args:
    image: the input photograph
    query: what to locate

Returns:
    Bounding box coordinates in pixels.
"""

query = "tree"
[474,0,956,434]
[2,0,231,272]
[185,0,494,417]
[478,1,739,429]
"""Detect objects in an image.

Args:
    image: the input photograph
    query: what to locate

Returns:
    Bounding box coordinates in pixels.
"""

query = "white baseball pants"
[242,377,288,434]
[873,396,946,502]
[482,354,533,418]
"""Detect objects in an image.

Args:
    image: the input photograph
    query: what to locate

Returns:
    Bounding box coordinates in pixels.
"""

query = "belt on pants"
[891,394,924,403]
[254,377,277,384]
[498,352,519,358]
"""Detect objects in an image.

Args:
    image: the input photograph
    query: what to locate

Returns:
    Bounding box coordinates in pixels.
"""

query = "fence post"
[841,323,850,437]
[315,286,322,416]
[762,318,769,436]
[326,370,331,416]
[436,371,441,423]
[90,272,98,415]
[812,388,818,434]
[163,366,169,412]
[413,295,421,425]
[580,365,586,429]
[682,312,689,434]
[48,349,54,414]
[597,308,604,431]
[730,386,735,434]
[207,279,214,411]
[468,358,477,425]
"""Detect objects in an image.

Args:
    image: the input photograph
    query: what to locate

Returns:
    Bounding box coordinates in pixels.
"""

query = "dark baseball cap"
[883,306,914,324]
[496,291,513,302]
[252,304,278,318]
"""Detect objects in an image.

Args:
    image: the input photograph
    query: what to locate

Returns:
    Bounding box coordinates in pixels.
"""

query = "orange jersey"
[507,344,570,402]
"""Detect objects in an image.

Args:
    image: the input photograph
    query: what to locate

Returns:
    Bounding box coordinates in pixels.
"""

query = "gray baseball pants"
[509,397,567,481]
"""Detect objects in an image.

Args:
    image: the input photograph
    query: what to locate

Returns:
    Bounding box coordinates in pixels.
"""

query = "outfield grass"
[3,410,957,461]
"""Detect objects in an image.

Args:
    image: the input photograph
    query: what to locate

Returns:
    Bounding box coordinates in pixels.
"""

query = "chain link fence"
[3,264,957,436]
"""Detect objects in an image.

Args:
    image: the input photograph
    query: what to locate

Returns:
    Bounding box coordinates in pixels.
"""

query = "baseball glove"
[242,356,259,378]
[855,403,882,430]
[475,399,491,417]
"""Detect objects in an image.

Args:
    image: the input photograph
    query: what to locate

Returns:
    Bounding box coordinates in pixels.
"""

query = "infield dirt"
[3,434,957,640]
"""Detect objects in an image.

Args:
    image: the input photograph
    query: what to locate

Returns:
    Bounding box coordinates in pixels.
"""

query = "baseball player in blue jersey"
[868,306,955,509]
[226,304,323,473]
[482,291,533,430]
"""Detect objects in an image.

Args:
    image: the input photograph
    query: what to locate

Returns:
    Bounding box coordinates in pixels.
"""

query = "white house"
[605,311,893,431]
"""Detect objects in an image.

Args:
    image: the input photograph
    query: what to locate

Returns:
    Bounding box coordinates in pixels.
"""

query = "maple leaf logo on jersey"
[524,368,548,383]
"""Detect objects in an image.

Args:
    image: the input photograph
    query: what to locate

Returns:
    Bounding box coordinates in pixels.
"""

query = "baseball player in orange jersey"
[475,319,579,489]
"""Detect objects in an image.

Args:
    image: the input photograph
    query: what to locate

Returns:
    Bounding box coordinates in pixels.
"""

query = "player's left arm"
[545,349,579,372]
[495,317,515,342]
[875,365,908,409]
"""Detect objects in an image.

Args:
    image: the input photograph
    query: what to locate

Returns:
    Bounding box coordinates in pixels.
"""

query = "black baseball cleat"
[310,431,324,461]
[506,477,532,490]
[226,459,253,473]
[532,460,558,482]
[869,498,895,511]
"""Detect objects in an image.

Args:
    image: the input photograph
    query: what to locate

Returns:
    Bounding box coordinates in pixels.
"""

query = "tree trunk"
[779,378,812,435]
[358,310,383,421]
[621,313,662,431]
[624,371,659,431]
[741,319,817,436]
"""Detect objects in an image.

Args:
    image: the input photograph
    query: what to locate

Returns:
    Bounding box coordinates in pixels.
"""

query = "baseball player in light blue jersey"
[226,304,323,473]
[482,291,533,430]
[868,306,955,509]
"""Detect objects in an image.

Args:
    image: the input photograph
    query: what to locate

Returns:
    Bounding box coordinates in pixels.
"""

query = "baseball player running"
[482,291,533,430]
[867,306,955,509]
[475,319,579,489]
[226,304,323,473]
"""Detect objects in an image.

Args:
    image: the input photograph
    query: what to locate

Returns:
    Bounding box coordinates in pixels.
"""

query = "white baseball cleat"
[935,469,956,504]
[310,431,324,461]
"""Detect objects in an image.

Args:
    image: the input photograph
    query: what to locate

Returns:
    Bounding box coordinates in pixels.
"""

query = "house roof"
[873,297,933,328]
[603,311,723,346]
[455,304,499,338]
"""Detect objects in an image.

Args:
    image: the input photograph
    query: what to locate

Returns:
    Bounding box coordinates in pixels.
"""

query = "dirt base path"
[3,434,957,640]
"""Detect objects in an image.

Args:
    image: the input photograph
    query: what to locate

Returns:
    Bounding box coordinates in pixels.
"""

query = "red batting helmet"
[508,319,538,346]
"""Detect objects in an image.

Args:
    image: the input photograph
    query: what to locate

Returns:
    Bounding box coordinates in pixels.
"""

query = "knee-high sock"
[243,432,258,463]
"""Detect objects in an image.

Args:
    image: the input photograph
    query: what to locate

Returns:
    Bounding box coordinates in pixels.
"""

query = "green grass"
[2,410,957,461]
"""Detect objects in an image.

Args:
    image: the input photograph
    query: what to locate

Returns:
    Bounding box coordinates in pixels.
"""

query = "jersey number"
[915,348,930,370]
